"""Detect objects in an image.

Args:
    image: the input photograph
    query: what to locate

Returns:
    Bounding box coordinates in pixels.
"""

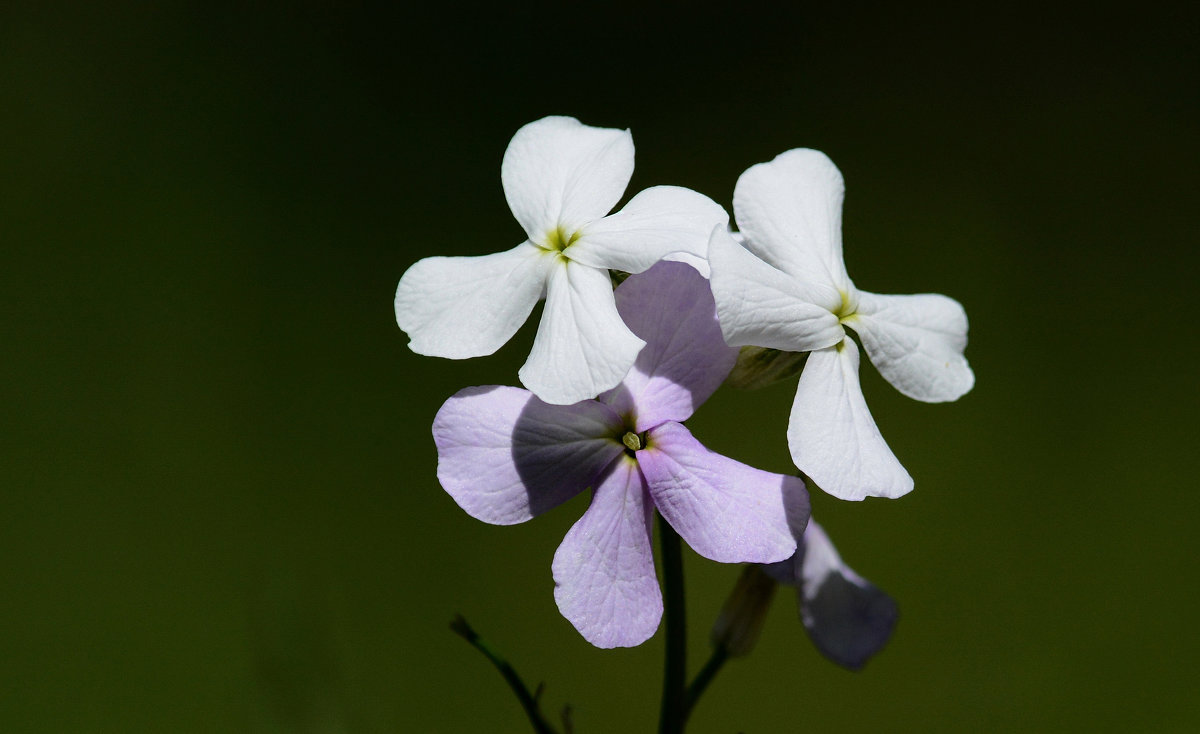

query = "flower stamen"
[621,430,648,457]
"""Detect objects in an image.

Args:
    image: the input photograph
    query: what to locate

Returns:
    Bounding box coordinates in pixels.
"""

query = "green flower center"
[546,226,581,253]
[835,289,858,323]
[622,431,642,452]
[621,430,648,458]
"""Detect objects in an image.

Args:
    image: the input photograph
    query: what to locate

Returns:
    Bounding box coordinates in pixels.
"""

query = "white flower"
[394,116,727,405]
[709,149,974,501]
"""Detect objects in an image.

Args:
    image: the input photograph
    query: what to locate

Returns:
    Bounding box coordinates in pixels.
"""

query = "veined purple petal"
[552,458,662,648]
[433,386,624,525]
[599,262,737,431]
[796,521,898,670]
[638,421,807,564]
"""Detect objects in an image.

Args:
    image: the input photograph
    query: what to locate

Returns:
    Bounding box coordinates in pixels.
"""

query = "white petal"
[568,186,728,274]
[433,386,624,525]
[501,116,634,243]
[733,149,852,293]
[519,260,645,405]
[850,291,975,402]
[552,458,662,648]
[660,250,710,278]
[708,226,843,351]
[395,242,550,358]
[788,340,912,501]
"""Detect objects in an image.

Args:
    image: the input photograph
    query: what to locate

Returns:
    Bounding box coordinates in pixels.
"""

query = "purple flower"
[763,520,898,670]
[433,262,810,648]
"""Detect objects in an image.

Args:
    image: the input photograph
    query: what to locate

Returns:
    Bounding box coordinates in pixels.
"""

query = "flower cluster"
[395,116,972,657]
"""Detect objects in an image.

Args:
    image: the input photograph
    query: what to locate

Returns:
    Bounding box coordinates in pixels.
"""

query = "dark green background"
[4,3,1197,731]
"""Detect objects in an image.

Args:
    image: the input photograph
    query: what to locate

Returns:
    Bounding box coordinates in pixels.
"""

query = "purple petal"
[552,458,662,648]
[638,421,808,564]
[433,386,624,525]
[599,261,737,430]
[797,521,898,670]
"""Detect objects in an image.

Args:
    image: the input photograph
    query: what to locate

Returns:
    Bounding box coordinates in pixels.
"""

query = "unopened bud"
[710,565,779,658]
[725,346,807,390]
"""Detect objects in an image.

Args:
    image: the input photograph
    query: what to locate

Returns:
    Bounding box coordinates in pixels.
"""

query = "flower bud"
[710,565,779,658]
[725,346,808,390]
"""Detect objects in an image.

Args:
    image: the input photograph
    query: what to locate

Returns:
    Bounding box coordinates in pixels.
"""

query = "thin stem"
[684,645,729,721]
[450,615,559,734]
[657,515,687,734]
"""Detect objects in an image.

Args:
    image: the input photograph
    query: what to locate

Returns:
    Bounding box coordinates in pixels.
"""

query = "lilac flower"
[433,262,810,648]
[763,520,898,670]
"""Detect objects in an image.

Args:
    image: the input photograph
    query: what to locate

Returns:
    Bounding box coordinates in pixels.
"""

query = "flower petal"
[552,458,661,648]
[639,422,806,564]
[502,116,634,242]
[850,291,975,403]
[395,242,550,358]
[708,226,843,352]
[797,521,898,670]
[568,186,728,274]
[660,250,711,278]
[433,385,624,525]
[788,340,912,500]
[520,260,646,405]
[733,149,852,293]
[599,262,736,430]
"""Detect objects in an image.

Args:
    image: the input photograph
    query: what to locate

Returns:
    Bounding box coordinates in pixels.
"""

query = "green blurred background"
[4,2,1198,731]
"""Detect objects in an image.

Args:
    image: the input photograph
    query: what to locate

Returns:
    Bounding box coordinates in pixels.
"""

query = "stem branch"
[684,645,729,721]
[450,615,559,734]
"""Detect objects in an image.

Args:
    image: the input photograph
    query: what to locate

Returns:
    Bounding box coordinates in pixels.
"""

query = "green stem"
[657,515,687,734]
[450,615,559,734]
[684,645,729,721]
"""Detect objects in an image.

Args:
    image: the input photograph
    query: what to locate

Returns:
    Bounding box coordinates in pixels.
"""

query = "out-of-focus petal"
[797,521,898,670]
[433,386,624,525]
[395,242,550,358]
[568,186,728,274]
[599,262,736,430]
[501,116,634,242]
[552,458,661,648]
[520,260,645,405]
[639,422,807,564]
[787,340,912,501]
[733,149,852,293]
[708,226,843,352]
[850,291,974,402]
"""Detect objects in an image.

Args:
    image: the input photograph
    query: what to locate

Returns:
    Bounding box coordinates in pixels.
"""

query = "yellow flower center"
[546,226,581,253]
[835,289,858,324]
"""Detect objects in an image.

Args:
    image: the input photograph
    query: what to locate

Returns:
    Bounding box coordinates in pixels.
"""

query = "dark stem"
[450,615,559,734]
[684,645,729,721]
[657,515,687,734]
